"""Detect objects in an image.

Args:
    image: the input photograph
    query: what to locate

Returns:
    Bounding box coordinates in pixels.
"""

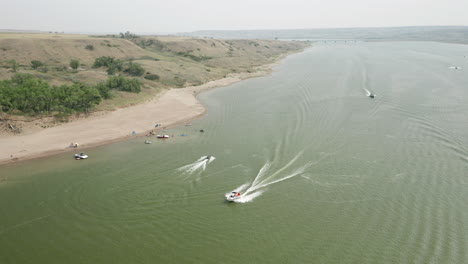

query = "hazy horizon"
[2,0,468,34]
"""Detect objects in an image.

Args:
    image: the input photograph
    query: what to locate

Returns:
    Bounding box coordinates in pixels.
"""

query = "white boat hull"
[225,192,241,202]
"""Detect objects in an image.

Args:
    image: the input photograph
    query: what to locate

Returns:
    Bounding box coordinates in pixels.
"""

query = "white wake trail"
[248,162,312,194]
[257,151,303,186]
[228,152,325,203]
[177,156,216,175]
[364,88,371,96]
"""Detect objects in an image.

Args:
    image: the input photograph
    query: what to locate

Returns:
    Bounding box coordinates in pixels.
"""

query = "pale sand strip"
[0,71,268,165]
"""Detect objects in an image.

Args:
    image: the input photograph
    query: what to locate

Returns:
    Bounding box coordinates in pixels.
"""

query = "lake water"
[1,42,468,263]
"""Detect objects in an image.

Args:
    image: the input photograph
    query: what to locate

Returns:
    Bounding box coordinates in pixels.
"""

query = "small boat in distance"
[225,191,242,202]
[144,140,152,144]
[157,135,169,138]
[365,89,375,98]
[74,153,88,160]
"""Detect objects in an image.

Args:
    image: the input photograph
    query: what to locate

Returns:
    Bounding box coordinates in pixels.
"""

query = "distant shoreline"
[0,55,294,166]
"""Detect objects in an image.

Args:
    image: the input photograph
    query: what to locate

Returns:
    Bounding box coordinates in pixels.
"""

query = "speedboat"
[74,153,88,160]
[225,191,242,202]
[144,140,152,144]
[156,135,169,138]
[365,90,375,98]
[204,155,212,160]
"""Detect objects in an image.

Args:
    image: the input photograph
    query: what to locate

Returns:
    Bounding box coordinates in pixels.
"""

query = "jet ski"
[369,93,375,98]
[225,191,242,202]
[204,155,212,161]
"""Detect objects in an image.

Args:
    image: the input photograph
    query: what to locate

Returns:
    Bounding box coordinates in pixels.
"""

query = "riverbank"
[0,63,279,165]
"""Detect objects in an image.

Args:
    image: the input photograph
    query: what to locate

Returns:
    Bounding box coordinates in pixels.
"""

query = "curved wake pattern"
[177,156,216,175]
[229,152,322,203]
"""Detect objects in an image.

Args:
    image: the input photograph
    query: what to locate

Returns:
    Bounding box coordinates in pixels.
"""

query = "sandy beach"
[0,69,271,165]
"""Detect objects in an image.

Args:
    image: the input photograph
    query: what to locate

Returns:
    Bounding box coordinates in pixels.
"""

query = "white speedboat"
[156,135,169,138]
[74,153,88,160]
[365,90,375,98]
[225,191,242,202]
[144,140,152,144]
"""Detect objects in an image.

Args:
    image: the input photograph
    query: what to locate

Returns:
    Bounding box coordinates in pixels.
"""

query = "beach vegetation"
[0,73,145,116]
[0,74,101,114]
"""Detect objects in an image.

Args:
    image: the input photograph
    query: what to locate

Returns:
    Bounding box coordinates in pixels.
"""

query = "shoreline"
[0,58,288,166]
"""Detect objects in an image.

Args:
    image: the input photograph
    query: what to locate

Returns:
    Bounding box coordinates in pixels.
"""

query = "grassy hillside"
[0,33,308,91]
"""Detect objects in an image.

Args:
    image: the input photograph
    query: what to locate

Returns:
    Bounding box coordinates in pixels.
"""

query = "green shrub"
[175,52,212,62]
[93,56,114,68]
[0,74,101,115]
[31,60,44,69]
[119,31,138,40]
[144,74,160,81]
[85,44,94,50]
[93,56,123,75]
[105,75,142,93]
[106,65,118,75]
[124,62,145,76]
[70,59,80,70]
[8,60,19,72]
[11,73,36,84]
[95,83,112,99]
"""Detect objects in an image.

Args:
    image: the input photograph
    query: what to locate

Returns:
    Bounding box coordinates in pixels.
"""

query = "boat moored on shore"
[74,153,88,160]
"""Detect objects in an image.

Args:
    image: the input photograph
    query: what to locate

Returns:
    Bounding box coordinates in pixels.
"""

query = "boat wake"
[177,156,216,175]
[227,152,322,203]
[364,88,375,98]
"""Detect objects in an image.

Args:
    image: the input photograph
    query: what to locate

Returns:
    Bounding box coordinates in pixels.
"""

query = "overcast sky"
[2,0,468,33]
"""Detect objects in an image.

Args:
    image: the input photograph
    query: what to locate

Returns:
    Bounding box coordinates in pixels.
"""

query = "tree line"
[0,73,142,115]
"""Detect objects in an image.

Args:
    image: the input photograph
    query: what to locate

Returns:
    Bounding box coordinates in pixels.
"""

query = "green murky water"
[1,42,468,263]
